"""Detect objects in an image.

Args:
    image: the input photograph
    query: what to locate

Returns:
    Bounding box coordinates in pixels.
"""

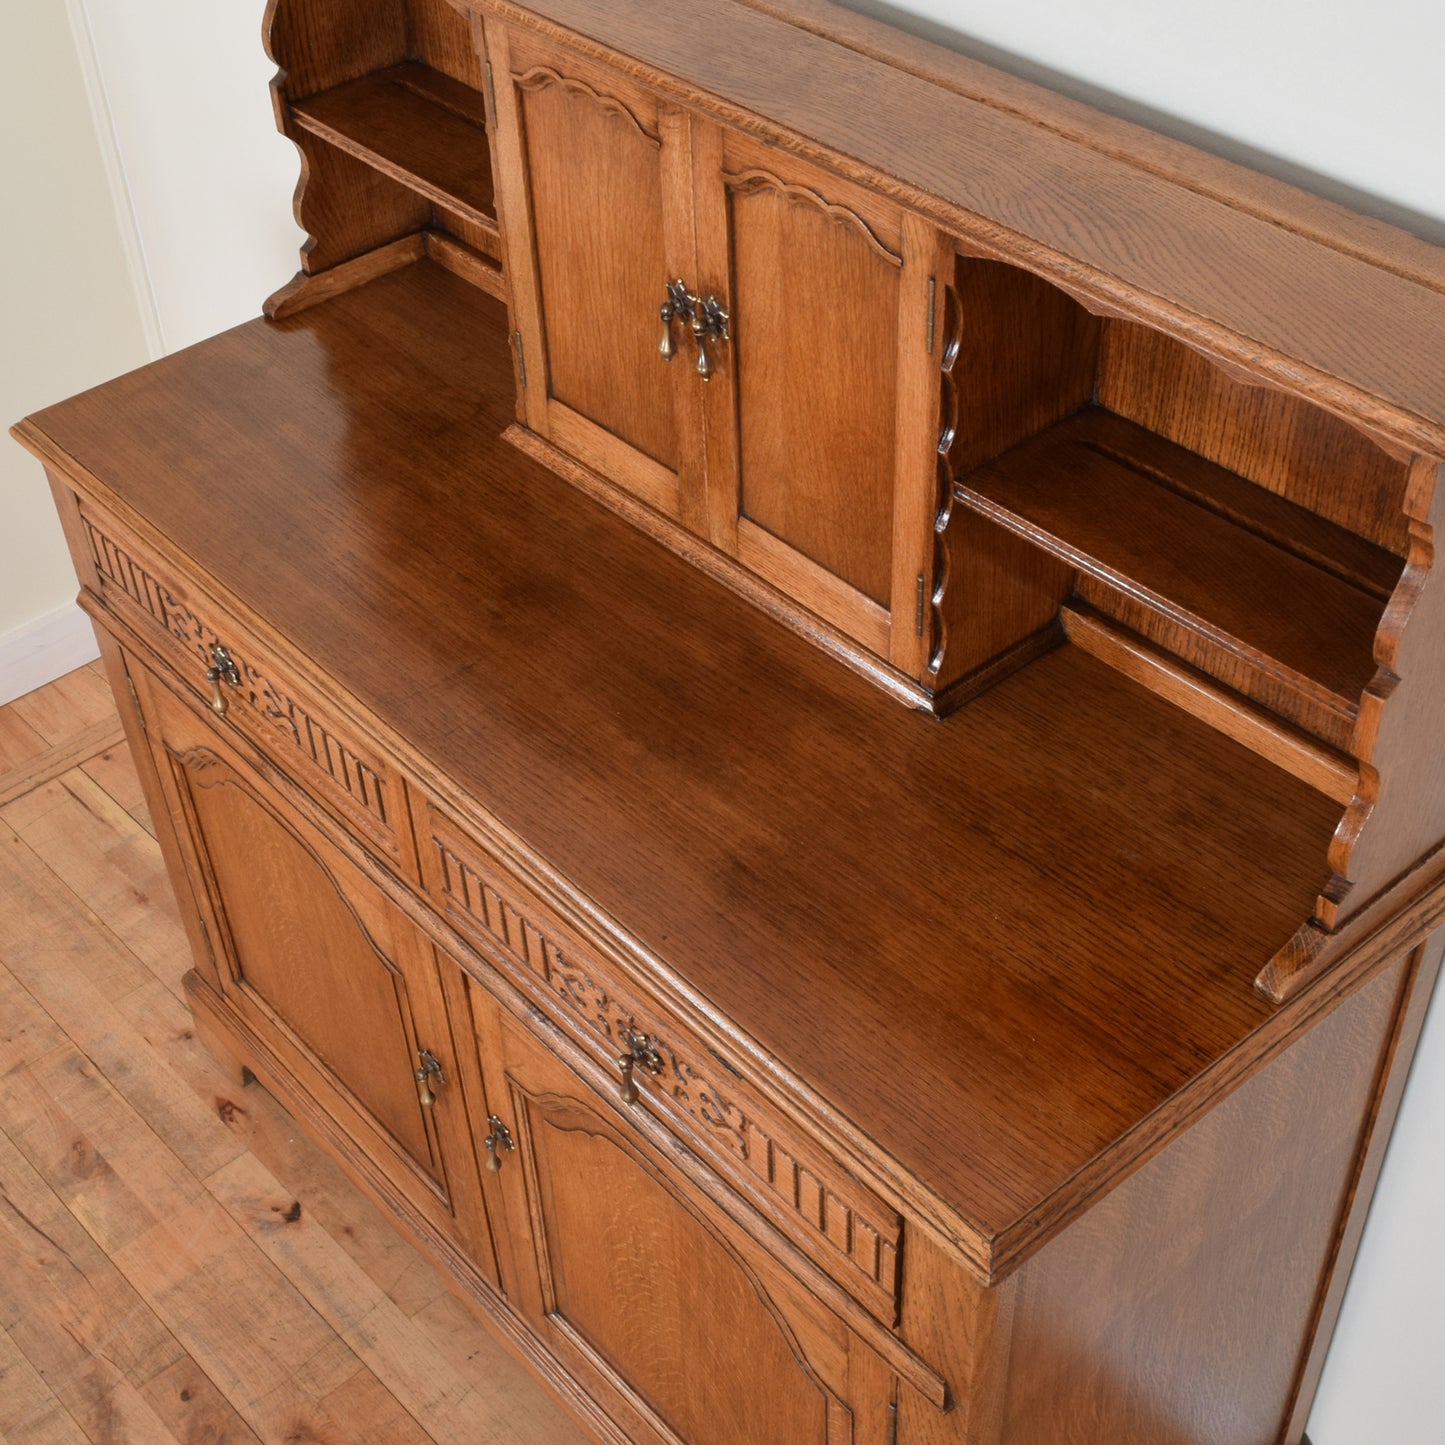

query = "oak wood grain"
[1098,321,1412,555]
[480,0,1445,455]
[0,669,586,1445]
[16,264,1351,1266]
[998,954,1408,1444]
[955,406,1392,723]
[292,62,497,227]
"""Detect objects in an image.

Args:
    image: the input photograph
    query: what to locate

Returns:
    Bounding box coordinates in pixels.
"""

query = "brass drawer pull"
[483,1115,515,1173]
[204,643,242,716]
[616,1025,664,1104]
[414,1047,445,1107]
[658,279,730,382]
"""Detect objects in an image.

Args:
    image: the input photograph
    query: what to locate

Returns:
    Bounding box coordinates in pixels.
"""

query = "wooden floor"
[0,662,585,1444]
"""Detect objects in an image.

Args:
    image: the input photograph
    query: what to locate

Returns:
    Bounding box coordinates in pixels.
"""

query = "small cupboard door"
[129,656,495,1275]
[470,987,898,1445]
[691,126,946,671]
[489,22,706,523]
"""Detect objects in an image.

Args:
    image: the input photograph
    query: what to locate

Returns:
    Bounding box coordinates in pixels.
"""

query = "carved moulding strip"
[722,168,902,268]
[432,832,901,1301]
[513,65,661,147]
[82,514,392,839]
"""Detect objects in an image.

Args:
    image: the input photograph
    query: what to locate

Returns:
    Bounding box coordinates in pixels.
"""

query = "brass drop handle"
[483,1114,515,1173]
[616,1025,663,1105]
[415,1048,444,1107]
[617,1053,638,1104]
[205,643,241,717]
[657,280,729,382]
[659,278,690,363]
[691,312,712,381]
[691,297,730,382]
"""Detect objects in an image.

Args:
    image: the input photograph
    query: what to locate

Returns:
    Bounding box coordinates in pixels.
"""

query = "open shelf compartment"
[292,60,497,244]
[935,253,1411,756]
[267,0,501,305]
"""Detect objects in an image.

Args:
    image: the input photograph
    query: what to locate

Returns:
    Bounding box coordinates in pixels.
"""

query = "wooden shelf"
[954,407,1401,724]
[292,62,497,240]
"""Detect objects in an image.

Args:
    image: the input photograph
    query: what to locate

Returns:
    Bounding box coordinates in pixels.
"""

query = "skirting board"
[0,602,100,706]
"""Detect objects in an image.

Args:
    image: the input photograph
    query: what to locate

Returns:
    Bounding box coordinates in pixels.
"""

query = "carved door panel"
[489,22,706,524]
[471,991,897,1445]
[691,126,946,672]
[129,657,495,1274]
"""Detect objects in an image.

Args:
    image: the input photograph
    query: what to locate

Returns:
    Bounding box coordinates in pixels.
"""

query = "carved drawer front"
[421,802,904,1326]
[79,504,411,875]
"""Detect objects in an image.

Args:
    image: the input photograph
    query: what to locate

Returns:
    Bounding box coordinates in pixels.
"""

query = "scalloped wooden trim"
[928,279,963,673]
[722,168,902,267]
[513,65,660,147]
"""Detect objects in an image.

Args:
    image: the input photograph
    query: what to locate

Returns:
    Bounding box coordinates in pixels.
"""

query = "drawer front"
[421,800,904,1326]
[79,504,412,875]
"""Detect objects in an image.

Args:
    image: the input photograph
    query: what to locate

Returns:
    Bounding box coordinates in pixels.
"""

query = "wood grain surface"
[479,0,1445,454]
[16,263,1357,1264]
[0,666,584,1445]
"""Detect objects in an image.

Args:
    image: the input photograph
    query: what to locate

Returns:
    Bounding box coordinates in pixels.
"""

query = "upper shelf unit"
[264,0,502,314]
[935,255,1410,753]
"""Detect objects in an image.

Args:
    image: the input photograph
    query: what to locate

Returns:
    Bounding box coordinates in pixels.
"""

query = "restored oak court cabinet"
[15,2,1445,1442]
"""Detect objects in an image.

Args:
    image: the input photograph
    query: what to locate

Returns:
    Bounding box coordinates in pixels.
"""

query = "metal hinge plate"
[514,331,527,387]
[484,60,498,128]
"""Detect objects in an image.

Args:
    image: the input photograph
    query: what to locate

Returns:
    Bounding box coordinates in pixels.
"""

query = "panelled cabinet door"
[128,657,495,1276]
[471,990,898,1445]
[489,22,706,523]
[692,126,946,671]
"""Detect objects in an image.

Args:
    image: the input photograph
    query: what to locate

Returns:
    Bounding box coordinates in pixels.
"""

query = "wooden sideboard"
[14,2,1445,1441]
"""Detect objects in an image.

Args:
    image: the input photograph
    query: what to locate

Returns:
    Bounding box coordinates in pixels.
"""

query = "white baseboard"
[0,604,102,707]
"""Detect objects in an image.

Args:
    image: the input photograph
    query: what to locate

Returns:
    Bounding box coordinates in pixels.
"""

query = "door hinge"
[888,1399,899,1445]
[926,275,937,354]
[483,60,498,128]
[125,671,146,731]
[514,330,527,387]
[915,574,926,639]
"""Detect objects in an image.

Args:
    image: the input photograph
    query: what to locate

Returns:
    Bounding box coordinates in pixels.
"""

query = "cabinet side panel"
[997,955,1408,1445]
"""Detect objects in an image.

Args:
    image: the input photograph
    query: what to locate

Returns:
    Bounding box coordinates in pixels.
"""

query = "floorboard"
[0,667,586,1444]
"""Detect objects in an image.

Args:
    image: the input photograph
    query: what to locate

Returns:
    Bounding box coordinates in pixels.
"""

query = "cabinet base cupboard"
[15,2,1445,1441]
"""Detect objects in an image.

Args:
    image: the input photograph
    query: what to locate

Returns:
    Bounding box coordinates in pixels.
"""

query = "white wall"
[6,1,1444,1439]
[0,4,152,701]
[851,0,1445,236]
[75,0,300,354]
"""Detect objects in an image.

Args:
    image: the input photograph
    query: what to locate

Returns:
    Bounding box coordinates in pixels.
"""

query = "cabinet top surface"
[483,0,1445,451]
[20,265,1345,1257]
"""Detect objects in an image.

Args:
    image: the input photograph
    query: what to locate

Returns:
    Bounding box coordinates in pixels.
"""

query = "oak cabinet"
[492,26,703,520]
[471,990,898,1445]
[16,0,1445,1441]
[124,651,498,1280]
[490,19,941,672]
